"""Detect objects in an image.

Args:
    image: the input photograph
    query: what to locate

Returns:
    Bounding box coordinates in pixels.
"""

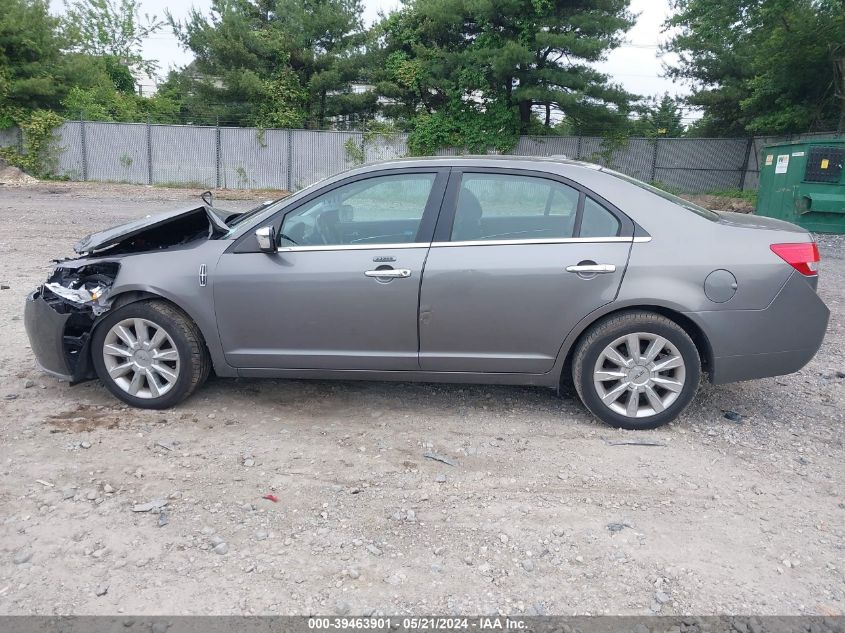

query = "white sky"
[52,0,690,111]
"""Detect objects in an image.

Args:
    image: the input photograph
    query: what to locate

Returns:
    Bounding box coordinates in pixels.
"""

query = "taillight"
[770,242,820,276]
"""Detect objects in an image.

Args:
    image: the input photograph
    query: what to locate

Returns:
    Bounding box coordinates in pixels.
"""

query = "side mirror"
[255,226,276,253]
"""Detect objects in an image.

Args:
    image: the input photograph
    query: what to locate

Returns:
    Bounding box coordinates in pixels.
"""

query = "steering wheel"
[315,209,343,245]
[278,232,299,246]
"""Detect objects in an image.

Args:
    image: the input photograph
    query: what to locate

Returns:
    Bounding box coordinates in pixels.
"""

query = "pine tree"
[168,0,371,127]
[665,0,845,136]
[649,93,685,137]
[374,0,637,136]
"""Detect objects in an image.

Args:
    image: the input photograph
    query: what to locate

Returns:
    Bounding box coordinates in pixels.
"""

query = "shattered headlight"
[43,262,120,316]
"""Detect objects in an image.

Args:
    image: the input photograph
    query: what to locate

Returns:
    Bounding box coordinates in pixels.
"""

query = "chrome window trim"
[431,236,650,248]
[277,242,428,253]
[274,236,650,252]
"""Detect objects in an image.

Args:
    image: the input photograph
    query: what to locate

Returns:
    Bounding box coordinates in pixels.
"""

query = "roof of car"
[359,154,605,171]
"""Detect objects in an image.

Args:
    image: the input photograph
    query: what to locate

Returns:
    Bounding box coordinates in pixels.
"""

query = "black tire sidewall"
[91,302,197,409]
[576,319,700,430]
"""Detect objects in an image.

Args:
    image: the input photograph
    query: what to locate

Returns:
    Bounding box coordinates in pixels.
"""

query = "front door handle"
[565,264,617,274]
[364,269,412,278]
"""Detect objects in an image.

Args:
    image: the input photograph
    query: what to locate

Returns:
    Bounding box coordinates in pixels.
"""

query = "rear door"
[419,169,633,373]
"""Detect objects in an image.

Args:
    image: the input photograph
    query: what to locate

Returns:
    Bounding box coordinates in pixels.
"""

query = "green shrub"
[0,110,64,177]
[407,99,519,156]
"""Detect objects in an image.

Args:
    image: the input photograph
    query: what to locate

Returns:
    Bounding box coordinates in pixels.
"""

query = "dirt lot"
[0,182,843,616]
[684,194,755,214]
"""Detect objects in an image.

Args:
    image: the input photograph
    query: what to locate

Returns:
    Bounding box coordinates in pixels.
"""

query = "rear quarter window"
[580,197,621,237]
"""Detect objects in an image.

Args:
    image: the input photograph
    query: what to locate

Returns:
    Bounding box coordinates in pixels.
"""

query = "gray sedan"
[24,157,829,429]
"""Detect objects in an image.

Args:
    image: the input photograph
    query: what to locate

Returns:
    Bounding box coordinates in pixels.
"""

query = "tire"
[572,311,701,430]
[91,300,210,409]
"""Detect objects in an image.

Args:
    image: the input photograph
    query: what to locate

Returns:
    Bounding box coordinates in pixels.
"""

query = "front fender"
[94,241,236,378]
[105,284,237,378]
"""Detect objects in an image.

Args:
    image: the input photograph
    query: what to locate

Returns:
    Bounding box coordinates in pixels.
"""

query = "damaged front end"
[24,262,120,382]
[73,205,230,256]
[26,200,232,383]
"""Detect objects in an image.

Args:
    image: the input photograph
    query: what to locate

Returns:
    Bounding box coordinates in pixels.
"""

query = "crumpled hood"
[73,205,231,254]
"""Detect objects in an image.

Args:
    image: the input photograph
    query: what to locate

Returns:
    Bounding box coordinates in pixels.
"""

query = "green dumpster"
[756,137,845,233]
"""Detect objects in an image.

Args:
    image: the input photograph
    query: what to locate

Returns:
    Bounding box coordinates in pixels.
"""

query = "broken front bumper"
[24,288,91,382]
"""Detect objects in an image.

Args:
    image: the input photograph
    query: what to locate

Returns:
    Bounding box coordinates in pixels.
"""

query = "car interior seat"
[316,208,342,244]
[451,189,484,241]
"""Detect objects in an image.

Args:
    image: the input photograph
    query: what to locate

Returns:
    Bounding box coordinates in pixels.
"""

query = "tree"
[0,0,67,121]
[638,93,685,137]
[168,0,371,128]
[651,94,685,137]
[62,83,179,122]
[366,4,463,124]
[0,0,114,126]
[664,0,845,136]
[371,0,637,148]
[62,0,163,78]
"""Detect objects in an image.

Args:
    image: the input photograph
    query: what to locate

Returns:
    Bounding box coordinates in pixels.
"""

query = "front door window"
[280,173,437,247]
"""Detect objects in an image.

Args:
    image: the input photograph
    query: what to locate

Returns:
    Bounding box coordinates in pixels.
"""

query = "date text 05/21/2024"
[307,618,527,630]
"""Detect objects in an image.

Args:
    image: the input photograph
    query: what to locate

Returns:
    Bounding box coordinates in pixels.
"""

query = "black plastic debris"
[424,451,457,467]
[603,438,666,447]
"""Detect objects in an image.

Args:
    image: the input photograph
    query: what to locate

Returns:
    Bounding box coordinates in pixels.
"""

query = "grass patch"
[153,181,290,200]
[703,188,757,204]
[650,180,758,207]
[648,181,686,196]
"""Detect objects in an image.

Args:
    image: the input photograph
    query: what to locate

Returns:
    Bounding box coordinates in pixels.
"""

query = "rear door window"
[450,173,580,242]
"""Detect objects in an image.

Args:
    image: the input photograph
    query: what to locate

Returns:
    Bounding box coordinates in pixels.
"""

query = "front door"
[419,170,633,373]
[214,170,447,370]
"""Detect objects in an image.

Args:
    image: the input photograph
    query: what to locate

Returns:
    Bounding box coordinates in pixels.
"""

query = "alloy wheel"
[101,318,181,399]
[592,332,686,418]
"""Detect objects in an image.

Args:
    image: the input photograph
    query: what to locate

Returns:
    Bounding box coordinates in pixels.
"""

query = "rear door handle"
[364,269,412,278]
[565,264,617,274]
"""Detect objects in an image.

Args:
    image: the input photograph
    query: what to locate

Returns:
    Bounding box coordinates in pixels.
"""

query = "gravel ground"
[0,182,843,616]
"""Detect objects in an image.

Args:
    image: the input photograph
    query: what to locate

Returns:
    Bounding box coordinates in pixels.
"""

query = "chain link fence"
[0,120,840,193]
[0,127,21,152]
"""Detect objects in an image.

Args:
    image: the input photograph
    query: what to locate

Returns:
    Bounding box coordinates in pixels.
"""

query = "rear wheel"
[572,311,700,430]
[91,300,210,409]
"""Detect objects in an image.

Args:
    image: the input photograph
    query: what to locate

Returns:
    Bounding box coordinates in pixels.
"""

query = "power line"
[144,33,666,49]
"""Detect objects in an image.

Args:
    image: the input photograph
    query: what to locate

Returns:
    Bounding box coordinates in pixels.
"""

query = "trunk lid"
[716,211,810,235]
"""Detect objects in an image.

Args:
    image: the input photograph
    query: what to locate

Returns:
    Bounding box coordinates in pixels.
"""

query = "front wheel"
[572,311,701,430]
[91,300,210,409]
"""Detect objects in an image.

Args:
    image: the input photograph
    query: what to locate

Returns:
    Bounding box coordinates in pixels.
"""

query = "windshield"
[222,172,340,238]
[602,168,721,221]
[226,197,287,228]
